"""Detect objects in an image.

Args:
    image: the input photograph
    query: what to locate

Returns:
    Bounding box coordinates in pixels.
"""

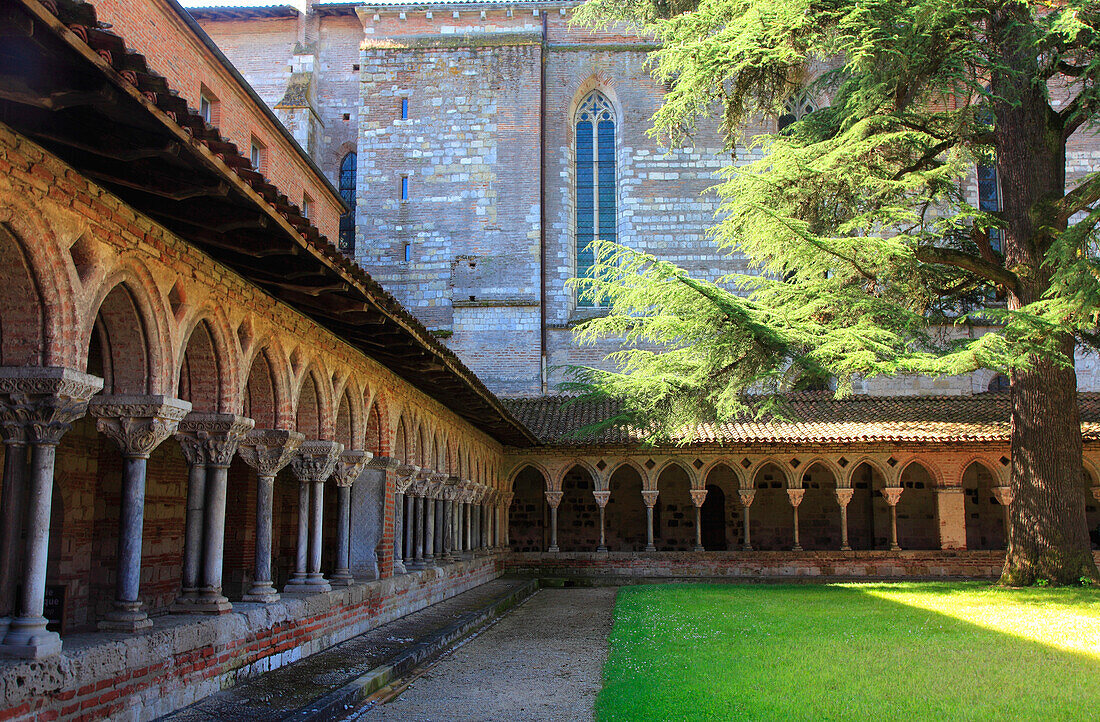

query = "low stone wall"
[504,550,1053,581]
[0,555,503,722]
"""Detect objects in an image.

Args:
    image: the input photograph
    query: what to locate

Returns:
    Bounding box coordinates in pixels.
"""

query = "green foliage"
[567,0,1100,441]
[598,583,1100,720]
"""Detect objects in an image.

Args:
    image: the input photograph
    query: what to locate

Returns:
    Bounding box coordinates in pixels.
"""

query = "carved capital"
[90,395,192,459]
[395,464,420,494]
[175,413,255,468]
[368,455,400,471]
[416,468,434,482]
[544,490,563,509]
[738,489,756,507]
[1092,485,1100,504]
[500,491,514,507]
[430,471,449,484]
[786,488,805,508]
[834,488,855,507]
[445,475,462,486]
[290,440,344,483]
[640,490,660,508]
[332,449,372,487]
[689,488,708,508]
[991,486,1014,507]
[237,428,305,477]
[0,367,103,446]
[592,490,610,508]
[881,487,904,506]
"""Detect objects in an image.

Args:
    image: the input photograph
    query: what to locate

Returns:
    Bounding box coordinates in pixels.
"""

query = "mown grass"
[596,582,1100,721]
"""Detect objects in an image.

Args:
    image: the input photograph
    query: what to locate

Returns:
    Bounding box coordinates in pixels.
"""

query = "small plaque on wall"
[44,585,65,634]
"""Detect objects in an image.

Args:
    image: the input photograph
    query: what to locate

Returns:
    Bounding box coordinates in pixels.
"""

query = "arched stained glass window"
[338,152,356,253]
[778,91,816,131]
[575,91,616,307]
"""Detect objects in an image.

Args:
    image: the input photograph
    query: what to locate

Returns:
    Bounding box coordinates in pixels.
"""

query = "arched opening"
[655,465,694,551]
[847,462,885,550]
[798,462,841,550]
[963,461,1005,550]
[509,466,546,552]
[92,284,151,395]
[1084,468,1100,550]
[606,465,645,551]
[394,417,408,463]
[0,224,45,365]
[296,373,321,439]
[177,320,220,413]
[751,462,793,551]
[364,404,383,456]
[335,391,353,450]
[573,90,616,307]
[557,465,599,552]
[896,462,938,549]
[702,464,740,550]
[243,350,278,429]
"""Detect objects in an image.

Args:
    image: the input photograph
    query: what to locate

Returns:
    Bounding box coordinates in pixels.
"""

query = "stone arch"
[557,464,600,552]
[798,461,842,550]
[896,459,939,550]
[700,459,742,488]
[176,319,222,414]
[554,459,599,491]
[653,459,695,492]
[0,199,81,367]
[85,263,172,394]
[1083,461,1100,549]
[416,421,429,468]
[845,456,892,488]
[175,305,238,414]
[847,460,887,550]
[242,347,280,430]
[962,459,1006,550]
[606,463,645,551]
[295,370,325,439]
[654,463,694,550]
[393,415,410,464]
[509,464,548,552]
[335,389,353,449]
[363,398,384,456]
[750,460,794,550]
[751,458,792,488]
[605,459,646,492]
[701,462,742,551]
[566,73,623,126]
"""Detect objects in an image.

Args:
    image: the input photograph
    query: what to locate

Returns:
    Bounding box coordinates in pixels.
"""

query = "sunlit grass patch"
[597,582,1100,721]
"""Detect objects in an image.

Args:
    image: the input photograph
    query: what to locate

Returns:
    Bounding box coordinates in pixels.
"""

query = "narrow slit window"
[250,136,266,172]
[404,243,412,262]
[301,192,312,219]
[574,91,616,307]
[400,175,408,201]
[401,97,409,120]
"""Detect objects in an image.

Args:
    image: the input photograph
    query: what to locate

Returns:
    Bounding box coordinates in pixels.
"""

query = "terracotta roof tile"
[502,393,1100,447]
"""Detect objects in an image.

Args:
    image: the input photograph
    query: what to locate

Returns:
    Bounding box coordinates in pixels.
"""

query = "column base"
[282,581,317,594]
[242,586,281,603]
[423,555,436,567]
[743,544,753,551]
[99,603,152,632]
[645,544,656,552]
[190,593,233,614]
[330,572,355,586]
[392,561,408,575]
[0,617,62,658]
[596,546,608,553]
[792,545,803,552]
[407,559,426,570]
[840,545,852,552]
[547,545,559,553]
[890,544,902,551]
[693,545,704,552]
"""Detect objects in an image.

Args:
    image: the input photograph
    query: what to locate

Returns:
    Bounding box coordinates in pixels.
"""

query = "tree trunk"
[1003,339,1098,585]
[993,5,1099,585]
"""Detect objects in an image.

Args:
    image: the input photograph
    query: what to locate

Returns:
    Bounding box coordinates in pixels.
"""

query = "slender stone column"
[424,494,437,566]
[882,487,904,551]
[395,464,419,571]
[237,429,304,602]
[834,488,854,551]
[289,481,310,586]
[174,414,254,613]
[173,435,207,610]
[412,485,426,568]
[434,494,445,558]
[0,418,28,640]
[472,493,482,552]
[287,440,343,593]
[331,450,372,585]
[91,395,191,632]
[441,492,455,562]
[0,367,101,658]
[738,490,756,551]
[404,494,416,563]
[501,491,514,549]
[689,488,708,551]
[480,494,491,550]
[991,486,1014,549]
[641,490,659,552]
[787,488,806,552]
[592,490,610,552]
[545,490,563,553]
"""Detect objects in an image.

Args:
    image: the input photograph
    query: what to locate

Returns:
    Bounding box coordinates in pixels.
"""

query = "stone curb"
[286,578,539,721]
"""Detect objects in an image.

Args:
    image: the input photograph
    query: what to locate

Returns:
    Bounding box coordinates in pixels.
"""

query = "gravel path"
[351,587,618,722]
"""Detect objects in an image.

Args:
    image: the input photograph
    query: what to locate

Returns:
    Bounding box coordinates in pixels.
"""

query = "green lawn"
[597,582,1100,721]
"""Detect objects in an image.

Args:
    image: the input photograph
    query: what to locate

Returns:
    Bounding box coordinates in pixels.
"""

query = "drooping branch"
[1057,169,1100,224]
[914,245,1019,292]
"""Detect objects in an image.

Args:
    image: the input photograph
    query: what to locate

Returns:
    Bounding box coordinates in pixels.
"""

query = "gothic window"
[338,152,356,253]
[977,163,1003,253]
[575,91,616,307]
[778,91,817,131]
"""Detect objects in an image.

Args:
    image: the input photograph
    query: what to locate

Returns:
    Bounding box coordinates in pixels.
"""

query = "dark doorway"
[700,484,727,550]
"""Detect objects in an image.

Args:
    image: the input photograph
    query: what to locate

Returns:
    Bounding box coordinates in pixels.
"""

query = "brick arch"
[699,458,741,488]
[750,458,792,488]
[363,397,385,456]
[553,459,599,492]
[294,369,326,440]
[416,421,430,468]
[334,389,353,449]
[242,347,282,430]
[956,454,1007,487]
[241,336,294,429]
[898,456,947,489]
[176,320,221,414]
[175,306,238,414]
[845,456,892,488]
[0,199,82,368]
[1084,456,1100,486]
[605,459,646,492]
[393,414,410,463]
[796,457,843,488]
[566,72,623,125]
[652,459,696,492]
[85,267,172,395]
[293,360,334,439]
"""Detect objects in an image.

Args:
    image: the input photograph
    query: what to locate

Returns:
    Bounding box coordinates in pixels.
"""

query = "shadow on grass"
[596,582,1100,721]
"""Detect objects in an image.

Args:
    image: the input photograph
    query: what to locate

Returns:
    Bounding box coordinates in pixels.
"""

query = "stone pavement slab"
[348,587,618,722]
[161,578,534,722]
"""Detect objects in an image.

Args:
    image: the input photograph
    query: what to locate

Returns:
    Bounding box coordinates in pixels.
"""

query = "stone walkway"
[349,587,618,722]
[162,578,533,721]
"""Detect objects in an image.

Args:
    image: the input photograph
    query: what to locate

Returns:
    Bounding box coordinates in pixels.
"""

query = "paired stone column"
[91,395,192,632]
[501,491,514,549]
[480,492,491,550]
[641,490,659,552]
[593,490,610,552]
[689,488,708,551]
[440,481,456,563]
[545,490,563,553]
[0,411,28,642]
[738,490,756,551]
[331,450,372,585]
[237,429,304,602]
[787,488,805,552]
[286,440,343,593]
[991,486,1014,548]
[395,464,419,572]
[835,488,854,551]
[173,414,254,613]
[881,487,904,551]
[0,367,102,658]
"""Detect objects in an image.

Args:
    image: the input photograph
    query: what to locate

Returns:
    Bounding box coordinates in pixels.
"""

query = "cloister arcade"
[505,454,1100,554]
[0,186,514,659]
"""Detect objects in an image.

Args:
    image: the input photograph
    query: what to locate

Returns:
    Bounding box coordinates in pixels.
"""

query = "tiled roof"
[503,394,1100,446]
